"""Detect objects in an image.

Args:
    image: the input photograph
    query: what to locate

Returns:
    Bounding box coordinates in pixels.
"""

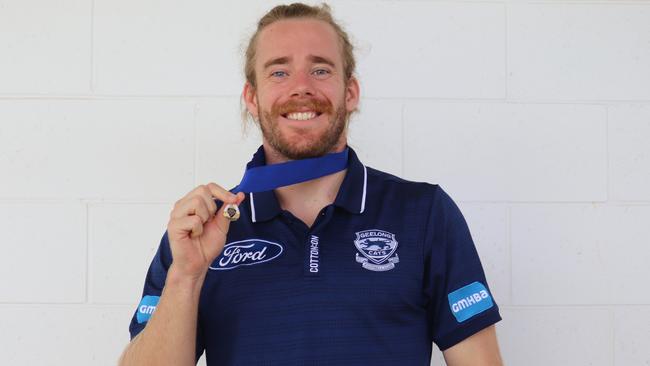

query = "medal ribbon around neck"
[222,148,349,221]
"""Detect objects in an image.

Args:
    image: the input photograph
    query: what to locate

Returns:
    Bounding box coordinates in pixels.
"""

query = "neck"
[262,141,348,227]
[275,168,347,227]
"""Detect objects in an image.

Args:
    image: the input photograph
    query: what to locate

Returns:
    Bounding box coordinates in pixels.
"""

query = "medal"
[223,203,241,221]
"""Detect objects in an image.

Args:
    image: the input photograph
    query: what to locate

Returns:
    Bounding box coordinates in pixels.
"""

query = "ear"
[242,82,259,119]
[344,76,360,113]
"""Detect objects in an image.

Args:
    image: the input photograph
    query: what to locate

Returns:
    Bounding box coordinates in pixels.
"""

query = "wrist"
[166,264,207,291]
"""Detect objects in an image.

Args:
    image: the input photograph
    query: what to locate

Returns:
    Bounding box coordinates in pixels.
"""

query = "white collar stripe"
[250,192,256,223]
[360,164,367,213]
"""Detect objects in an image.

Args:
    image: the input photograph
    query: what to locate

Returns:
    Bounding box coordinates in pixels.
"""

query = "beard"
[258,95,348,160]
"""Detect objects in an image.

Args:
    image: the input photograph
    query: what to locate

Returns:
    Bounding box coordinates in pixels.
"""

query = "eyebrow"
[262,55,336,70]
[263,56,290,70]
[308,55,336,68]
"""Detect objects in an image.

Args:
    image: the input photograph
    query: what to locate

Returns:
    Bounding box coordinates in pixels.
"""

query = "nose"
[289,71,315,98]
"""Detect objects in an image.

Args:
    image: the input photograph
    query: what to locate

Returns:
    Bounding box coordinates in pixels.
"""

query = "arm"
[442,325,503,366]
[118,268,205,366]
[117,183,245,366]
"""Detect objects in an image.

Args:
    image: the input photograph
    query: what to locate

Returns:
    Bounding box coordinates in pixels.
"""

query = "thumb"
[201,193,245,260]
[200,206,232,259]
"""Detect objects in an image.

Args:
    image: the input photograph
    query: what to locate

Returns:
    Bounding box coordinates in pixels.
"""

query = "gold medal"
[223,203,240,221]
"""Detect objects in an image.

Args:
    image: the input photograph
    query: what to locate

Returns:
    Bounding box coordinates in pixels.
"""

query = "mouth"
[281,110,323,121]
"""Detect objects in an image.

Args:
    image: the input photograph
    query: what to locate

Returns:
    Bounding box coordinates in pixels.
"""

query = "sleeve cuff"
[129,323,146,341]
[435,308,502,351]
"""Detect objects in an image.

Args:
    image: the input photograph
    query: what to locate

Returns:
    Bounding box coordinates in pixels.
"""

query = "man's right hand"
[166,183,245,280]
[119,183,244,366]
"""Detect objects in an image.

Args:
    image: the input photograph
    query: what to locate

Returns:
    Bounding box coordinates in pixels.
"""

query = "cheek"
[312,86,344,109]
[256,89,280,110]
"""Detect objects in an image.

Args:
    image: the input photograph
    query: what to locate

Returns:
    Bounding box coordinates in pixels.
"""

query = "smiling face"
[243,18,359,161]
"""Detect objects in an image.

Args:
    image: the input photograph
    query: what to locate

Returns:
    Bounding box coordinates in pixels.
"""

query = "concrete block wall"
[1,1,648,365]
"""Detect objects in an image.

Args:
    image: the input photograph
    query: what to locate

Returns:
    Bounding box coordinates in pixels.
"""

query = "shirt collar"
[244,145,368,223]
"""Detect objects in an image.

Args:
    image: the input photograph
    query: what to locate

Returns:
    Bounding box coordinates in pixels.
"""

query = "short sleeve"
[127,231,205,362]
[424,186,502,351]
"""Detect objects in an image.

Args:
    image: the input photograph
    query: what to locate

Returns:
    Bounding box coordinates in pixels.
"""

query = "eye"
[312,68,331,77]
[270,70,287,78]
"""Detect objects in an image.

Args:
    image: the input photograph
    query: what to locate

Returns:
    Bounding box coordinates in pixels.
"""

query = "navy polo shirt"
[129,146,501,365]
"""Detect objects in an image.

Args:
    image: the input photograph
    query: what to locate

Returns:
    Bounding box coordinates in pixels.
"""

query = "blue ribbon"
[234,148,349,193]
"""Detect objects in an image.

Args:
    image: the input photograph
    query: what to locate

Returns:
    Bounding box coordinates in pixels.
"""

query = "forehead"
[255,18,342,67]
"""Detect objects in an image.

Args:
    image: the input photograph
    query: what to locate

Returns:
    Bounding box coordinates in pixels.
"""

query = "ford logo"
[209,239,283,270]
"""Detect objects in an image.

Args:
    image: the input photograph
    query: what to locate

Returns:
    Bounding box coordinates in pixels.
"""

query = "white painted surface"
[1,1,647,365]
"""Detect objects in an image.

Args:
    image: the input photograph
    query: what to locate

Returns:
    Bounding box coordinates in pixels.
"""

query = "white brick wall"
[1,1,649,365]
[508,3,650,101]
[403,102,608,201]
[609,104,650,201]
[337,1,506,99]
[0,0,91,94]
[0,202,86,303]
[498,307,615,365]
[0,305,136,365]
[88,203,170,304]
[512,204,650,305]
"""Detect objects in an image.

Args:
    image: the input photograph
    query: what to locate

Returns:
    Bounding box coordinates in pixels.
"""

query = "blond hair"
[244,2,356,88]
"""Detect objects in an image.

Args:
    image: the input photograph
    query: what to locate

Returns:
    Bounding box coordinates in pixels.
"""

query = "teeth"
[286,111,317,121]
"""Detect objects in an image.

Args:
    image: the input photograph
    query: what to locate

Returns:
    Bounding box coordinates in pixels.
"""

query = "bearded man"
[119,3,503,366]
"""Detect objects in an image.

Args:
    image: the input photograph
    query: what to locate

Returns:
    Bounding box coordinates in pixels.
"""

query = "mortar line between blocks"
[0,199,175,205]
[193,103,199,186]
[507,205,513,306]
[611,307,616,366]
[85,202,90,304]
[0,94,241,100]
[605,106,610,202]
[90,0,95,93]
[530,1,650,5]
[504,2,508,100]
[0,302,135,307]
[2,95,650,105]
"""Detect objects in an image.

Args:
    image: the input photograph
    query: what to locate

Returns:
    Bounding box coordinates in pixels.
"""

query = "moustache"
[271,98,334,118]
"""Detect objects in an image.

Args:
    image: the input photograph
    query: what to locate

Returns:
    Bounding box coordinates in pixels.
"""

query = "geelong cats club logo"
[354,229,399,272]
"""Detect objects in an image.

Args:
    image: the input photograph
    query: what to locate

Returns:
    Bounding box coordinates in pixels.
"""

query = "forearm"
[442,325,503,366]
[119,267,205,366]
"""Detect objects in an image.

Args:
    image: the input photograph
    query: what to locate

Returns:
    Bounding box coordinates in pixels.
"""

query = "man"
[119,3,503,365]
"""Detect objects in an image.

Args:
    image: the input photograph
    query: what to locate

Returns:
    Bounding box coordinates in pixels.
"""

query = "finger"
[169,214,204,239]
[207,195,240,237]
[171,195,211,223]
[210,204,230,238]
[176,185,218,215]
[234,192,246,205]
[205,183,238,204]
[196,185,218,217]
